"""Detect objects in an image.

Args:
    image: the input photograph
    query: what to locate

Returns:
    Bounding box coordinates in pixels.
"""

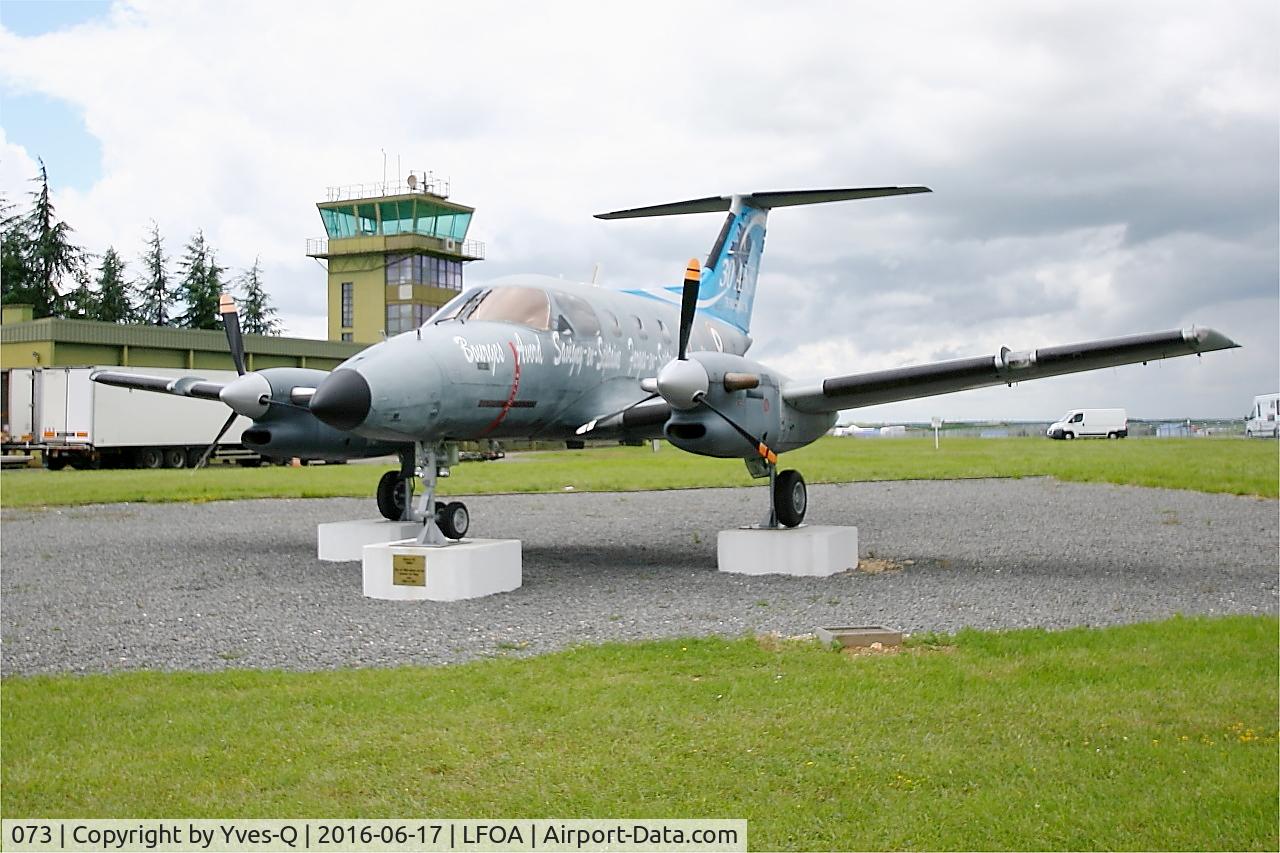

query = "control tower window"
[340,282,353,327]
[466,287,551,331]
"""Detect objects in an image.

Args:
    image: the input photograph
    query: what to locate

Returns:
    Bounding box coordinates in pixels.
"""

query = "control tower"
[306,173,484,343]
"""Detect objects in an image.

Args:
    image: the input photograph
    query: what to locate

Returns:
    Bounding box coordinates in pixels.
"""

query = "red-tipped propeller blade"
[220,293,246,376]
[677,258,700,361]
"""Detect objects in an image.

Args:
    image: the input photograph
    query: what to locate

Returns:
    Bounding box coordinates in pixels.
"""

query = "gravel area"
[2,478,1276,675]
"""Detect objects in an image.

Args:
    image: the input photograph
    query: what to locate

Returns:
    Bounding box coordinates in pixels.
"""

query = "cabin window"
[656,318,671,342]
[630,315,646,339]
[553,291,602,338]
[466,287,551,331]
[602,310,621,336]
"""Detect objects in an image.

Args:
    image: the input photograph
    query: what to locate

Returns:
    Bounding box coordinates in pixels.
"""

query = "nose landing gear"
[376,443,470,544]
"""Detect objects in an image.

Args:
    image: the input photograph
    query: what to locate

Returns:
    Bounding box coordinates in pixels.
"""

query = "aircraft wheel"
[774,469,807,528]
[438,501,469,540]
[135,447,164,469]
[163,448,187,468]
[376,471,412,520]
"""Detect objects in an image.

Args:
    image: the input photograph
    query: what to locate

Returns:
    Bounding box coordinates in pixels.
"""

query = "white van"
[1046,408,1127,440]
[1245,394,1279,438]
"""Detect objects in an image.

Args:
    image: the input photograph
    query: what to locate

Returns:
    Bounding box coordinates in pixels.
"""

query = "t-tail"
[597,186,931,334]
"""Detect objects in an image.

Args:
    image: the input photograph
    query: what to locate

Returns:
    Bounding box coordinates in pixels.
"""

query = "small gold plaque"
[392,553,426,586]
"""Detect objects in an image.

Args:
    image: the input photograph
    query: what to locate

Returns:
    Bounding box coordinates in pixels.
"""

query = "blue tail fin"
[696,198,768,333]
[599,185,931,334]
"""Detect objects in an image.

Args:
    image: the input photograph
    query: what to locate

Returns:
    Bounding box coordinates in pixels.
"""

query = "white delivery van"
[1046,408,1127,440]
[1245,393,1279,438]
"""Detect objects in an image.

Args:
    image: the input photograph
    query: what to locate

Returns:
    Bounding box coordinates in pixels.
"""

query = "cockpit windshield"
[432,288,486,324]
[432,286,552,331]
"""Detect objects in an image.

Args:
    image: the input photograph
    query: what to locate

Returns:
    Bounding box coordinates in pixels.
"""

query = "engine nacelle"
[663,352,782,458]
[243,367,402,461]
[662,352,836,458]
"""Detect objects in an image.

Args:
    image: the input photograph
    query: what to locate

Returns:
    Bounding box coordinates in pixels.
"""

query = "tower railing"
[325,176,452,202]
[306,237,486,260]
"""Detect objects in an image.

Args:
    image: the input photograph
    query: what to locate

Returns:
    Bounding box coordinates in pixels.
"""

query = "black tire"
[236,458,264,467]
[186,447,207,468]
[1064,432,1075,440]
[438,501,470,539]
[44,455,67,471]
[135,447,164,469]
[774,469,807,528]
[163,448,187,468]
[70,455,101,471]
[376,471,412,521]
[1107,432,1117,440]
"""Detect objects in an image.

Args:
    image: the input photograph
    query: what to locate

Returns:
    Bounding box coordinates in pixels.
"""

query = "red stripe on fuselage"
[479,341,523,437]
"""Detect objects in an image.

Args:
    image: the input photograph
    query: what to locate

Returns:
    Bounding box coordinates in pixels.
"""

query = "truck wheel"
[163,448,187,469]
[71,456,101,470]
[1107,432,1117,439]
[774,469,807,528]
[135,447,164,469]
[1064,432,1075,440]
[236,458,264,468]
[44,456,67,471]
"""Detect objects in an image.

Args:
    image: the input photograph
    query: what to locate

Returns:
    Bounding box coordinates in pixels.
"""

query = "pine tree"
[237,257,282,335]
[176,230,221,329]
[0,195,35,310]
[64,267,99,320]
[96,247,133,323]
[2,161,86,317]
[135,222,175,326]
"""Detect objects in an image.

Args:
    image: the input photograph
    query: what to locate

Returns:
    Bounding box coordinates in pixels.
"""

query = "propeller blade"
[220,293,246,376]
[694,392,778,465]
[677,258,700,360]
[575,393,660,435]
[195,410,239,469]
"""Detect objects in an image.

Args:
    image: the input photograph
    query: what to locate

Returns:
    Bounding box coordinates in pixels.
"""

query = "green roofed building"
[306,174,485,344]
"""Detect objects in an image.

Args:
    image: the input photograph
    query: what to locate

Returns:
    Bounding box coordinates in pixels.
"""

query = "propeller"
[220,293,246,375]
[694,392,778,465]
[195,411,239,469]
[195,294,257,467]
[654,258,775,463]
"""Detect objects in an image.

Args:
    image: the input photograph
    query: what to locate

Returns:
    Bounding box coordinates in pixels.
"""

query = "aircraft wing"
[782,327,1239,414]
[90,370,225,401]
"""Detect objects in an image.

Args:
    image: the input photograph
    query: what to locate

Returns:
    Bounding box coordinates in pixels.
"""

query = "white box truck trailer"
[1245,393,1279,438]
[2,366,259,469]
[1046,408,1128,439]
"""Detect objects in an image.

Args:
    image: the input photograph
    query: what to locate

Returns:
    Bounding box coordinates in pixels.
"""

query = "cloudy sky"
[1,0,1275,421]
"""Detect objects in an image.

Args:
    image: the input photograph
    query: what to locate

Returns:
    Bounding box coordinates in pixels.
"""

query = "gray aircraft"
[94,187,1238,543]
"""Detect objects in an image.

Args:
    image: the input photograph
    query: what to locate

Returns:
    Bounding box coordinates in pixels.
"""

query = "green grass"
[2,616,1275,850]
[1,437,1276,508]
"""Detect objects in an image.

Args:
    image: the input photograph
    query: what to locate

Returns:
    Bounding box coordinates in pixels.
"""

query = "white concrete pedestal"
[318,518,422,561]
[362,538,522,601]
[717,525,859,577]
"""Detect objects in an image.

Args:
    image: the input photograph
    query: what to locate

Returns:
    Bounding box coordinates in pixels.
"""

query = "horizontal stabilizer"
[595,186,931,219]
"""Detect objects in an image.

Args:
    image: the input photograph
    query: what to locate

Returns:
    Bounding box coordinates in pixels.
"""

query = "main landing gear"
[376,443,470,544]
[747,457,808,529]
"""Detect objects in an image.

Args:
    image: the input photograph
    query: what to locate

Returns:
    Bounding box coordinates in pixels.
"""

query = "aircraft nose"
[309,369,371,431]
